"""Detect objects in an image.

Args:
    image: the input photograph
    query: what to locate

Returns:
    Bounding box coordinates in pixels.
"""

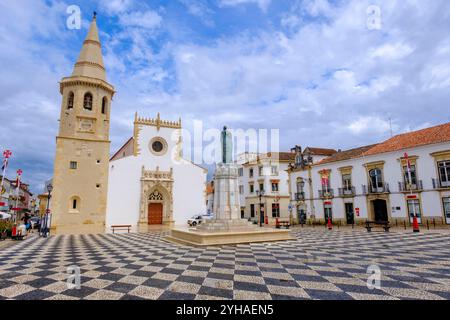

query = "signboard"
[324,201,332,205]
[407,195,417,199]
[355,208,360,216]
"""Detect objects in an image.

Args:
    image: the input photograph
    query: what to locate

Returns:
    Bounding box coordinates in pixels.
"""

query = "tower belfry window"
[67,92,74,109]
[101,97,107,114]
[83,92,93,110]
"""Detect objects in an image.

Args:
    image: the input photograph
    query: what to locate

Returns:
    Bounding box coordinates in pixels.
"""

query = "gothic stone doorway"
[139,166,174,226]
[148,202,163,225]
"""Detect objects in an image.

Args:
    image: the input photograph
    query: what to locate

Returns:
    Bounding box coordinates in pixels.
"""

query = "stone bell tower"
[51,13,115,234]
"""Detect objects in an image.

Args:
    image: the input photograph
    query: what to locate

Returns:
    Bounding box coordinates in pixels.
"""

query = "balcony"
[398,180,423,192]
[362,183,390,194]
[295,192,305,201]
[338,186,356,197]
[318,189,334,199]
[432,178,450,189]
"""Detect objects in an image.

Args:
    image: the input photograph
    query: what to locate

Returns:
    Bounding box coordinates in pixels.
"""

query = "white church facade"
[106,113,207,231]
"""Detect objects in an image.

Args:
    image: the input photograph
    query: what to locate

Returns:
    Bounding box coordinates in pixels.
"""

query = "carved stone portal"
[139,166,174,225]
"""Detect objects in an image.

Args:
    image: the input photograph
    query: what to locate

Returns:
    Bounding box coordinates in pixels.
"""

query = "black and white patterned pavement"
[1,228,450,300]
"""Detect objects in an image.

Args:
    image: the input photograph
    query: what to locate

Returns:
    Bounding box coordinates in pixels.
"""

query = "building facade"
[288,122,450,226]
[237,148,336,225]
[50,15,115,234]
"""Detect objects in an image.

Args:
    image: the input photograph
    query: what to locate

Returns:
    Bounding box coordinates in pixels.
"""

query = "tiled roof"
[305,147,338,156]
[316,144,378,165]
[363,122,450,156]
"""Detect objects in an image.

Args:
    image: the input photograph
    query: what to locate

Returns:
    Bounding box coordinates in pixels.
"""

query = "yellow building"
[50,14,115,234]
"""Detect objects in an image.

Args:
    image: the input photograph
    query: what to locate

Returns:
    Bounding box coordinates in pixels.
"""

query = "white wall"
[106,123,206,230]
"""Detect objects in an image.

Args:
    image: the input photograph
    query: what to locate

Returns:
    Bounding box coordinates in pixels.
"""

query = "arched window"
[369,168,383,188]
[70,196,80,212]
[67,92,74,109]
[83,92,93,110]
[101,96,107,114]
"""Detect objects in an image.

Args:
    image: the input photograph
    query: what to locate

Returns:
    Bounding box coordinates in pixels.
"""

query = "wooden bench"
[276,220,290,229]
[111,225,132,234]
[365,220,390,232]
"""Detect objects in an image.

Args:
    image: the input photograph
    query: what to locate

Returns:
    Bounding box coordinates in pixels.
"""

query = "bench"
[111,225,132,234]
[365,220,390,232]
[275,220,290,229]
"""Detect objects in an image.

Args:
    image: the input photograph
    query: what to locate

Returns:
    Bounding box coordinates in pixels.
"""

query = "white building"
[237,148,336,225]
[288,122,450,226]
[106,113,207,230]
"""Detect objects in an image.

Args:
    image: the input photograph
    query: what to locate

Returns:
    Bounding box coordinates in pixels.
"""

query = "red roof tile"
[363,122,450,156]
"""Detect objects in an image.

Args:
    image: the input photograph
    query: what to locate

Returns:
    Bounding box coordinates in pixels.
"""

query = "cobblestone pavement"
[1,228,450,300]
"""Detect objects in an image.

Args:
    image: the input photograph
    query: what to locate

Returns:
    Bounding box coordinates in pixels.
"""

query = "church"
[50,14,206,234]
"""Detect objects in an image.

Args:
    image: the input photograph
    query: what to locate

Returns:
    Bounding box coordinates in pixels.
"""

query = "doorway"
[148,203,163,225]
[345,203,354,225]
[324,205,332,223]
[372,199,388,222]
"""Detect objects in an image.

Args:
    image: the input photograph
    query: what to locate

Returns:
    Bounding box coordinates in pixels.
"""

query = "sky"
[1,0,450,194]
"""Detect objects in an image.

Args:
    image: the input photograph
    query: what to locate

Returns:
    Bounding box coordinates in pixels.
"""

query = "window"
[272,203,280,218]
[83,92,93,110]
[407,199,422,224]
[369,168,383,189]
[249,184,254,193]
[271,182,279,192]
[239,185,244,194]
[67,92,74,109]
[152,141,164,152]
[101,97,107,114]
[249,168,254,178]
[258,166,264,176]
[342,174,352,190]
[238,168,243,177]
[438,161,450,187]
[443,197,450,225]
[250,204,255,218]
[70,196,80,212]
[403,165,417,186]
[70,161,77,169]
[296,179,305,193]
[259,183,264,192]
[271,166,278,176]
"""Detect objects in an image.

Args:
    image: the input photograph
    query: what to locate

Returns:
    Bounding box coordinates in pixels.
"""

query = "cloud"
[119,10,162,29]
[219,0,271,12]
[2,0,450,194]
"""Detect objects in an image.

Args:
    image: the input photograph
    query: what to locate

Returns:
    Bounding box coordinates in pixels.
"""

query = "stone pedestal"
[166,163,293,246]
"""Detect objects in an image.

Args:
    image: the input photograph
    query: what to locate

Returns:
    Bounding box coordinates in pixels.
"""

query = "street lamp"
[40,183,53,238]
[256,189,265,227]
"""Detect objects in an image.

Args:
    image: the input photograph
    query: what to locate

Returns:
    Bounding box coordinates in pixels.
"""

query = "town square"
[1,0,450,308]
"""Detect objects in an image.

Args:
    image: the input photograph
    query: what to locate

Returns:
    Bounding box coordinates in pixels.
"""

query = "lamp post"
[256,189,265,227]
[40,183,53,238]
[299,180,305,225]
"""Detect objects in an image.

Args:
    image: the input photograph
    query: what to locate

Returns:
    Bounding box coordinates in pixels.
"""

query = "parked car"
[187,214,213,227]
[0,212,11,220]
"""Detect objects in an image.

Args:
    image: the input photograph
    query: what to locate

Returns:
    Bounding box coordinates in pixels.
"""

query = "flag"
[1,158,7,171]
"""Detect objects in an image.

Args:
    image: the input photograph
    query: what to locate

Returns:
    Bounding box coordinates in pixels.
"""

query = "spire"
[71,12,106,81]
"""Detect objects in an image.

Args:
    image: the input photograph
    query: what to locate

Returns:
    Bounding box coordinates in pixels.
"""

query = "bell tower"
[51,13,115,234]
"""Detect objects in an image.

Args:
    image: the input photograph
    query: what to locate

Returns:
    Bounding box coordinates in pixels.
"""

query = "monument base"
[165,220,293,246]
